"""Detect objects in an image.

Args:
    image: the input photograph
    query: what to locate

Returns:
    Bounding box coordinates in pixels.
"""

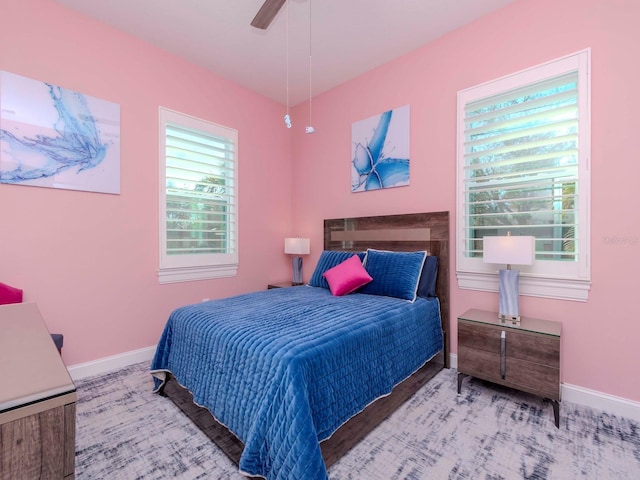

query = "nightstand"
[457,308,561,428]
[267,282,303,289]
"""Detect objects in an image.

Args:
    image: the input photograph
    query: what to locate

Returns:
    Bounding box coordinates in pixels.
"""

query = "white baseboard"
[67,345,156,381]
[67,348,639,423]
[562,382,640,422]
[449,353,640,422]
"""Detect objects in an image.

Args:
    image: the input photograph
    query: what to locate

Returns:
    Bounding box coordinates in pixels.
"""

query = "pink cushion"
[0,282,23,305]
[322,254,373,296]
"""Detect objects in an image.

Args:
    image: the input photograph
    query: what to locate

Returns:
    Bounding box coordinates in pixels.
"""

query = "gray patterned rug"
[74,362,639,479]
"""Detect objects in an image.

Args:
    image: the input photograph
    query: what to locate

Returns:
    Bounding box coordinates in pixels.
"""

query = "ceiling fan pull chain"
[305,0,315,134]
[284,0,292,128]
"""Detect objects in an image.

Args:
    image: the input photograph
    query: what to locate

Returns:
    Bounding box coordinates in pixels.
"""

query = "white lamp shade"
[483,235,535,266]
[284,237,310,255]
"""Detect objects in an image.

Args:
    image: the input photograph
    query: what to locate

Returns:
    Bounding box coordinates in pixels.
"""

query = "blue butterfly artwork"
[351,104,410,192]
[0,70,120,194]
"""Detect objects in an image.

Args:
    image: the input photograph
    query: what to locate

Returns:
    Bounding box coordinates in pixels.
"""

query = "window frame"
[456,49,591,301]
[158,107,238,284]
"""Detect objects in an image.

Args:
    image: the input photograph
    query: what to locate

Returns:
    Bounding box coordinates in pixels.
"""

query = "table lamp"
[284,237,310,285]
[483,233,535,323]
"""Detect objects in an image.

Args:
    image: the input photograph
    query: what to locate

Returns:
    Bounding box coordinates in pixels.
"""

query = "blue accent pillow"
[308,251,367,289]
[359,249,427,302]
[417,255,438,298]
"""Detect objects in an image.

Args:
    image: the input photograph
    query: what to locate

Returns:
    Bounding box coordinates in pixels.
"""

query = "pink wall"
[291,0,640,402]
[1,0,294,365]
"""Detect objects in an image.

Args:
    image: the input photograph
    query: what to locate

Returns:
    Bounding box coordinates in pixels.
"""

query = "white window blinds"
[165,123,236,256]
[158,108,238,283]
[462,72,579,262]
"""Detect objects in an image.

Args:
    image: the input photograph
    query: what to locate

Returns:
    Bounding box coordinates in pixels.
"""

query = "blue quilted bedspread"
[151,286,443,480]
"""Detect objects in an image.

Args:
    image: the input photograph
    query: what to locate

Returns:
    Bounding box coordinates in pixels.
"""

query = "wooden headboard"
[324,211,450,368]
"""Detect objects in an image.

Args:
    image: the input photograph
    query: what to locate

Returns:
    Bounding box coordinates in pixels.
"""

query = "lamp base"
[291,256,303,285]
[497,269,521,324]
[498,313,521,325]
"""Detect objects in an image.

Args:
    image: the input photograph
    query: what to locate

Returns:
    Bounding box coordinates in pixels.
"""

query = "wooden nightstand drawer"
[506,357,560,400]
[459,321,559,367]
[458,321,501,354]
[458,345,502,383]
[506,330,560,368]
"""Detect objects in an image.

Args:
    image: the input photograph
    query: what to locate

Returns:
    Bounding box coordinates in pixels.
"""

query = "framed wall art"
[0,70,120,194]
[351,104,410,192]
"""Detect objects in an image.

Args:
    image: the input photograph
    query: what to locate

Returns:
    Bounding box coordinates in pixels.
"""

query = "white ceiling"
[54,0,517,106]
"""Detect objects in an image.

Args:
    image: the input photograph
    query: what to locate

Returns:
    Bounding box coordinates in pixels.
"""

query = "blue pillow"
[359,249,427,302]
[308,251,367,289]
[417,255,438,298]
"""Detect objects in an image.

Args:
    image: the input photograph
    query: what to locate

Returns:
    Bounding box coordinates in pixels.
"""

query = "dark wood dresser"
[0,302,76,478]
[457,308,561,427]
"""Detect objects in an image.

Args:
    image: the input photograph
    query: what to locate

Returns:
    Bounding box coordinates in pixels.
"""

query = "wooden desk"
[0,303,76,479]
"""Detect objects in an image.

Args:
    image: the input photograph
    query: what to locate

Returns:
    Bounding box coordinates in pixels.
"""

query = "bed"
[151,211,450,480]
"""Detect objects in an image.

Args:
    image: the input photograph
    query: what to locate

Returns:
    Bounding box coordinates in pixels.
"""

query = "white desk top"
[0,302,76,414]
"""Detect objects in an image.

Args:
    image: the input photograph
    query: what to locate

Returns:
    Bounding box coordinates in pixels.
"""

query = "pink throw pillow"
[322,255,373,296]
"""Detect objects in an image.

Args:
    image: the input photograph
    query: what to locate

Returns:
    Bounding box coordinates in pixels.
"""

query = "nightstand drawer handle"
[500,331,506,379]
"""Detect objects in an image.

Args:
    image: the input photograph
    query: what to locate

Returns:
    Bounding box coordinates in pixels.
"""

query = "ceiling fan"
[251,0,287,29]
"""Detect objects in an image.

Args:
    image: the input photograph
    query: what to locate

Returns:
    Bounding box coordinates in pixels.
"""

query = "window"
[456,50,590,301]
[158,108,238,283]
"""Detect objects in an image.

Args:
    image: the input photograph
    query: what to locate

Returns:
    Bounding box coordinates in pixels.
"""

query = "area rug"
[74,362,639,479]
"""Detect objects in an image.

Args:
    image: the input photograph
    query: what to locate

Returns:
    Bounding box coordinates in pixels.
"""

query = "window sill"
[158,264,237,284]
[456,271,590,302]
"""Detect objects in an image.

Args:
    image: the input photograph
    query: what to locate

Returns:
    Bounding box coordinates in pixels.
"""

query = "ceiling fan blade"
[251,0,287,29]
